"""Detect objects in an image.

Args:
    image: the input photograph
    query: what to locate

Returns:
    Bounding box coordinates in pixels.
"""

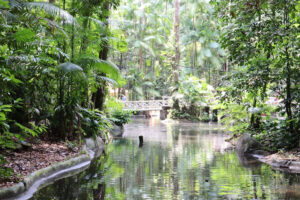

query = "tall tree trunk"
[192,16,196,71]
[49,0,56,33]
[173,0,180,85]
[284,0,295,136]
[93,39,109,110]
[70,0,75,62]
[80,13,90,53]
[62,0,67,62]
[71,22,75,61]
[93,2,110,110]
[138,0,144,72]
[119,53,123,70]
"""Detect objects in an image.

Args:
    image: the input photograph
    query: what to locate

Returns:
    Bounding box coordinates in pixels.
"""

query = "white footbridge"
[124,96,171,111]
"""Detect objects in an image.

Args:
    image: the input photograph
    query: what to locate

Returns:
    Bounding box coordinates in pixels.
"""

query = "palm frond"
[42,18,68,37]
[134,86,143,96]
[0,8,18,23]
[75,56,120,81]
[142,81,153,87]
[96,60,119,74]
[8,0,22,9]
[96,75,118,85]
[26,2,77,25]
[143,36,155,41]
[57,62,83,73]
[137,41,155,57]
[89,17,105,28]
[6,55,32,64]
[147,89,160,97]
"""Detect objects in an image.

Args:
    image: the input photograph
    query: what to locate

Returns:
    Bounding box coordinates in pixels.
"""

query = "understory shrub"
[170,75,214,121]
[0,102,45,179]
[110,110,132,126]
[254,119,300,152]
[105,97,132,126]
[79,107,112,141]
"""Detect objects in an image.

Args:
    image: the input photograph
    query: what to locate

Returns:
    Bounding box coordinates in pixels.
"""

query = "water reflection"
[30,119,300,200]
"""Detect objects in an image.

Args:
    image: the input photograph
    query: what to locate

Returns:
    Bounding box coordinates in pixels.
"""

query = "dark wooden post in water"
[139,136,143,147]
[212,109,218,122]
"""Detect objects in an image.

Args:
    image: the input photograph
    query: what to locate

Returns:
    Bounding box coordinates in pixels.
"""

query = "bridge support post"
[144,111,151,118]
[139,136,143,147]
[160,106,170,120]
[212,109,218,122]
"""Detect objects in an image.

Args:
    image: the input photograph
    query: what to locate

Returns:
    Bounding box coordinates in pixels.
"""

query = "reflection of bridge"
[124,97,171,111]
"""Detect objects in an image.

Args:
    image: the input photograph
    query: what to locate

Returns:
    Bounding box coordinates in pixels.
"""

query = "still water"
[30,119,300,200]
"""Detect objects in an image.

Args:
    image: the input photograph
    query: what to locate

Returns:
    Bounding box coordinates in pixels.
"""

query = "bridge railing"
[123,97,171,111]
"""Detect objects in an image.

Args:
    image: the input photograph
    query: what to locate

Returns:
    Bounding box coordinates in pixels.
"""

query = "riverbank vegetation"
[215,0,300,151]
[0,0,134,182]
[0,0,299,186]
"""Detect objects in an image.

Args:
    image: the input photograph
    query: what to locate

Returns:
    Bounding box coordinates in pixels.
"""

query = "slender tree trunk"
[138,47,143,72]
[173,0,180,84]
[192,16,196,71]
[62,0,67,62]
[80,14,90,53]
[93,2,110,110]
[194,42,197,70]
[138,0,144,72]
[250,96,257,129]
[208,63,211,84]
[284,0,294,136]
[71,23,75,61]
[70,0,76,61]
[49,0,56,33]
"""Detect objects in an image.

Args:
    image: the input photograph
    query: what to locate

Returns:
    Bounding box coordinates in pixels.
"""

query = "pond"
[29,118,300,200]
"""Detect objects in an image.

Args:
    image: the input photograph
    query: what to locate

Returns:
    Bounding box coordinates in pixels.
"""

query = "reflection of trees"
[31,122,300,200]
[30,151,126,200]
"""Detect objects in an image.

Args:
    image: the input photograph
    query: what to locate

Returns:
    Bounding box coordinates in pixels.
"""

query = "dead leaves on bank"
[0,142,80,188]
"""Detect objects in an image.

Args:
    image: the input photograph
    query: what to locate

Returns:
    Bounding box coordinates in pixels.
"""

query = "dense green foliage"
[170,75,214,121]
[214,0,300,150]
[109,0,224,97]
[0,0,124,138]
[104,97,132,126]
[0,0,123,179]
[0,0,299,184]
[108,0,299,149]
[109,0,224,120]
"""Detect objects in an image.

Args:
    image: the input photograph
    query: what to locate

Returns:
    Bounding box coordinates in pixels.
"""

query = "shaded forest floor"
[1,142,81,188]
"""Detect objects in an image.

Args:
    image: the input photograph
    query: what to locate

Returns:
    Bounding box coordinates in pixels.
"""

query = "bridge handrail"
[123,97,171,111]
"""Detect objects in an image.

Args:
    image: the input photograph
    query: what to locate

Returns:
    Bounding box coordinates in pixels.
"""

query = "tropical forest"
[0,0,299,199]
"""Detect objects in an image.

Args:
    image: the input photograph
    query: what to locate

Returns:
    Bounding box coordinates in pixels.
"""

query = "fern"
[27,2,76,25]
